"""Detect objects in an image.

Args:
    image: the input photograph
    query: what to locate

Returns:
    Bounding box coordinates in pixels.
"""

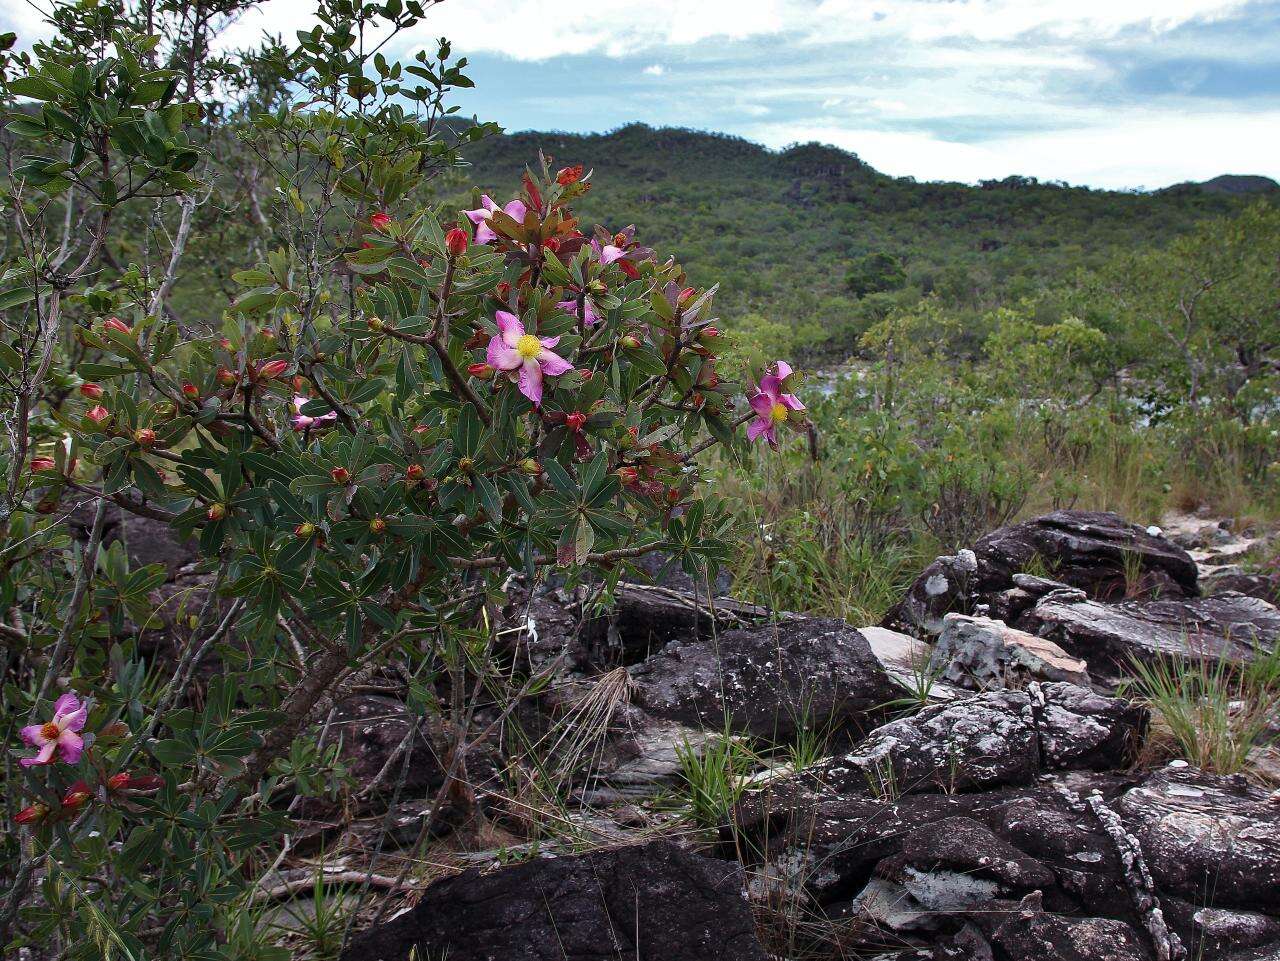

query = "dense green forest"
[452,123,1277,361]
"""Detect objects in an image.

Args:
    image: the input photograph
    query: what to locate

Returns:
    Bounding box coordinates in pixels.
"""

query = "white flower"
[925,573,950,596]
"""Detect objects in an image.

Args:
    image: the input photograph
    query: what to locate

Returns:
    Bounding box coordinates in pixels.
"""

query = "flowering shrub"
[0,1,803,954]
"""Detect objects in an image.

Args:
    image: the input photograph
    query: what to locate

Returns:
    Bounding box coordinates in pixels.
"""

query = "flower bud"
[30,456,56,472]
[103,317,132,334]
[220,337,234,351]
[255,359,289,381]
[370,211,392,231]
[565,411,587,432]
[133,428,156,447]
[619,334,641,349]
[181,382,200,399]
[467,362,494,381]
[666,486,681,504]
[85,405,110,424]
[495,281,512,302]
[700,326,720,341]
[330,467,350,484]
[679,287,696,304]
[457,457,474,473]
[206,503,227,521]
[405,464,425,480]
[79,383,104,400]
[216,367,237,387]
[14,803,48,825]
[616,466,639,486]
[295,522,317,539]
[366,315,384,332]
[61,782,92,810]
[613,232,627,247]
[577,368,594,381]
[517,458,542,476]
[556,164,583,185]
[369,516,387,534]
[543,237,561,254]
[445,227,469,257]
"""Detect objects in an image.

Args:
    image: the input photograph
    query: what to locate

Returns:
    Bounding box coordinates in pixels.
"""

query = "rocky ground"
[99,507,1280,960]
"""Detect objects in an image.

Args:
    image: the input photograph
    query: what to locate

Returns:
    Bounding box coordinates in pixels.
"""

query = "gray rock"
[930,614,1089,689]
[340,841,768,961]
[1204,571,1280,606]
[884,510,1199,637]
[628,617,901,743]
[1018,590,1280,674]
[1116,766,1280,913]
[321,695,447,801]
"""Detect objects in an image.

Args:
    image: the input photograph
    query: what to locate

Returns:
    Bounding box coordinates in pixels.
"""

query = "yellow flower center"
[515,334,542,360]
[770,402,789,424]
[40,722,60,740]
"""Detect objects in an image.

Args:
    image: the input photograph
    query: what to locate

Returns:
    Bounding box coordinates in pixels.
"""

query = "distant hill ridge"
[455,123,1273,360]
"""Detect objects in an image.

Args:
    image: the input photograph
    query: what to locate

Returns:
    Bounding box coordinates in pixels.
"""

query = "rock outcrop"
[339,841,768,961]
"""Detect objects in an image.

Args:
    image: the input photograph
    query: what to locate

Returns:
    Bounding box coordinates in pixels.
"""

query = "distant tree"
[845,252,907,297]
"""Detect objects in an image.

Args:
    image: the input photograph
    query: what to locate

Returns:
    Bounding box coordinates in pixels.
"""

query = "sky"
[4,0,1279,189]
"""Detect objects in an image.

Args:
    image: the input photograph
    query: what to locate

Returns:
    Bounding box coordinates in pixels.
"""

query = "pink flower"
[747,361,805,449]
[556,298,601,328]
[463,196,529,244]
[19,692,88,767]
[291,395,338,431]
[486,310,572,407]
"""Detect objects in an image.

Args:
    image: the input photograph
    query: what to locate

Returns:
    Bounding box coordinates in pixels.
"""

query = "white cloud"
[748,109,1280,188]
[642,64,666,76]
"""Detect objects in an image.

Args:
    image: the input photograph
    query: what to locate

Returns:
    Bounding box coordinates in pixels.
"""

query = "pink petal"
[772,361,794,382]
[538,335,561,350]
[495,310,524,348]
[52,692,80,718]
[475,222,497,244]
[781,393,806,412]
[503,199,528,223]
[487,335,522,371]
[538,350,572,377]
[746,418,769,443]
[758,375,784,397]
[517,360,544,406]
[20,741,57,767]
[598,245,625,266]
[19,724,47,747]
[56,730,84,764]
[59,701,88,734]
[749,392,775,417]
[462,195,497,226]
[291,415,312,431]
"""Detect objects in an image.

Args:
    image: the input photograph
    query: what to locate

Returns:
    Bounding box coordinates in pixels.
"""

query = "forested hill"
[454,123,1275,358]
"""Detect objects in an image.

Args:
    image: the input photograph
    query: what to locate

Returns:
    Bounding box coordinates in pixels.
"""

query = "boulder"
[1018,590,1280,674]
[321,695,447,802]
[884,510,1199,636]
[1204,571,1280,606]
[742,682,1145,805]
[340,841,768,961]
[1116,766,1280,914]
[929,613,1089,689]
[70,502,201,577]
[628,617,902,743]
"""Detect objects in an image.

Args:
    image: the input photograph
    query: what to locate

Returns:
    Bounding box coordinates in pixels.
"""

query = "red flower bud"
[14,803,48,825]
[370,211,392,231]
[295,522,317,539]
[616,466,639,486]
[366,315,385,332]
[405,464,424,480]
[79,383,104,400]
[216,367,237,387]
[330,467,350,484]
[467,362,495,381]
[133,428,156,447]
[85,405,110,424]
[577,368,593,381]
[30,456,56,472]
[495,281,512,302]
[445,227,468,257]
[565,411,587,433]
[369,516,387,534]
[61,781,92,810]
[556,164,583,185]
[700,326,720,340]
[206,503,227,521]
[219,337,234,351]
[679,287,697,303]
[255,359,289,381]
[107,771,164,792]
[620,334,641,349]
[181,382,200,399]
[543,237,561,254]
[103,317,131,334]
[666,486,682,504]
[517,458,542,476]
[613,232,627,247]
